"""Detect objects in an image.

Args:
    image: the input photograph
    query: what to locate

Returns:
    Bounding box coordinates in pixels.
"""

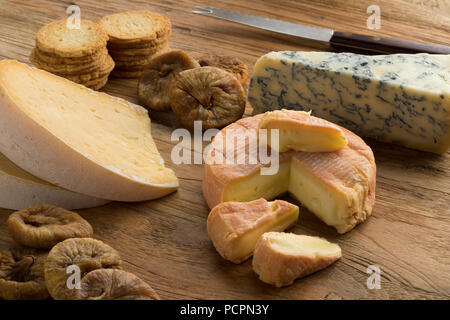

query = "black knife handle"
[330,31,450,54]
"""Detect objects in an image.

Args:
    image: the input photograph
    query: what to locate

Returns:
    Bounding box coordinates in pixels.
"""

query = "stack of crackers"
[30,19,114,90]
[99,10,172,78]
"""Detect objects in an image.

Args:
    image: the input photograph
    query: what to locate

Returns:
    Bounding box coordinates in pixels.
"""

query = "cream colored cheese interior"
[223,159,352,232]
[289,159,347,228]
[0,63,176,184]
[267,233,341,257]
[223,161,290,202]
[264,125,348,152]
[229,202,299,260]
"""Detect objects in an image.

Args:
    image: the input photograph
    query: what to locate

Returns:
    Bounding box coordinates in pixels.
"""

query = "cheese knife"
[193,6,450,54]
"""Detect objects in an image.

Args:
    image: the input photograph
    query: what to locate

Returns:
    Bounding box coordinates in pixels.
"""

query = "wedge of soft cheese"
[207,198,299,263]
[248,52,450,154]
[259,109,348,152]
[253,232,342,287]
[202,113,376,233]
[0,152,109,210]
[0,60,178,201]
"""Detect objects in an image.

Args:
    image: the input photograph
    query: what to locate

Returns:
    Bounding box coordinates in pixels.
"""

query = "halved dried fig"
[0,247,49,300]
[44,238,122,300]
[137,50,200,111]
[169,66,246,129]
[72,269,160,300]
[7,204,94,249]
[198,55,249,88]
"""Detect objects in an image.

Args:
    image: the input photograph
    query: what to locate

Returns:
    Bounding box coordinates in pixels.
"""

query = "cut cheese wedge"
[0,60,178,201]
[203,112,376,233]
[207,198,299,264]
[0,152,109,210]
[259,109,348,152]
[253,232,342,287]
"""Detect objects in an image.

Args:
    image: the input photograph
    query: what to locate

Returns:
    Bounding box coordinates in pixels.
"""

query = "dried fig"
[44,238,122,300]
[0,247,49,300]
[198,55,249,88]
[7,204,94,249]
[169,66,246,129]
[137,50,200,111]
[72,269,160,300]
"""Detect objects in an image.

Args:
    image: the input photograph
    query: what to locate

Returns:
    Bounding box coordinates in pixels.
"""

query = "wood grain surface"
[403,0,450,15]
[0,0,449,300]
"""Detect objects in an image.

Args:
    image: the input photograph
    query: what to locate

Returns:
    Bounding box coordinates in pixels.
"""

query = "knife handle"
[330,31,450,54]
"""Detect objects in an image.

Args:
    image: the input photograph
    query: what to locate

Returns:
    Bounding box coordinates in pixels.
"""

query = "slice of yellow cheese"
[253,232,342,287]
[0,152,109,210]
[259,109,348,152]
[0,60,178,201]
[203,113,376,234]
[207,198,299,264]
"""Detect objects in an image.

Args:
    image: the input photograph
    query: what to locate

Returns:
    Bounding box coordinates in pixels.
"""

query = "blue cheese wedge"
[248,52,450,154]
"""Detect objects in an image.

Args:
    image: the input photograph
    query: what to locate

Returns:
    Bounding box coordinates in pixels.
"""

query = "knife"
[193,6,450,54]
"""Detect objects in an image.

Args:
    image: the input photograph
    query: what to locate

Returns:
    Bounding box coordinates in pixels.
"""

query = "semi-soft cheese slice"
[202,113,376,233]
[0,60,178,201]
[248,52,450,154]
[207,198,299,264]
[0,152,109,210]
[259,109,348,152]
[253,232,342,287]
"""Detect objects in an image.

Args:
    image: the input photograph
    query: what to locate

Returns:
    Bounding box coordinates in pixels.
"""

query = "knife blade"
[193,6,450,54]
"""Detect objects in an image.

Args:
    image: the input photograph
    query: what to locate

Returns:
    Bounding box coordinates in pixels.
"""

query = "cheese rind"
[252,232,342,287]
[0,60,178,201]
[248,51,450,154]
[0,152,109,210]
[202,113,376,234]
[259,109,348,152]
[207,198,299,264]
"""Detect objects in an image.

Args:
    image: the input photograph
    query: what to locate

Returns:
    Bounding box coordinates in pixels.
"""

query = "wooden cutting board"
[0,0,449,300]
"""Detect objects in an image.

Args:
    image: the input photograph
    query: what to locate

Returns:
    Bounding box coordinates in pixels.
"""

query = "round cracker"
[82,74,109,90]
[114,58,152,68]
[99,11,171,43]
[30,49,103,75]
[111,69,144,78]
[34,46,107,65]
[109,44,170,62]
[36,19,108,57]
[106,32,170,49]
[64,54,115,83]
[108,41,169,57]
[112,46,171,68]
